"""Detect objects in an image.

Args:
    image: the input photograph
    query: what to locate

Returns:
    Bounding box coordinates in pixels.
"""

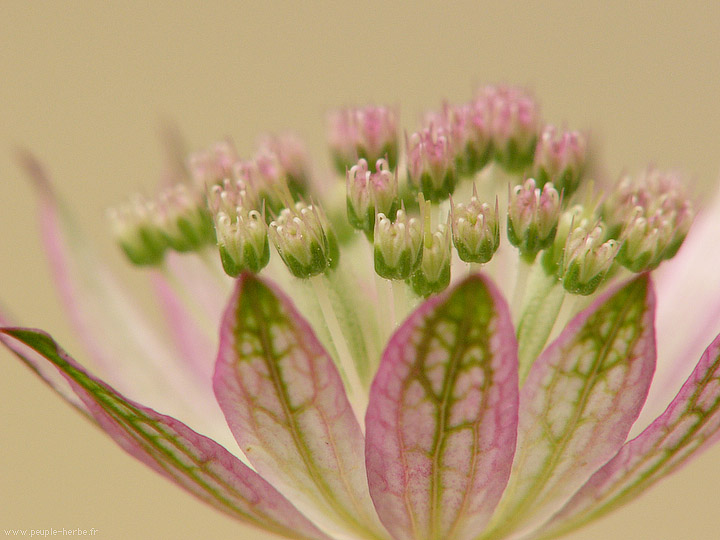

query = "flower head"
[539,204,620,295]
[235,156,292,217]
[406,125,458,202]
[478,85,540,171]
[155,184,216,252]
[107,193,168,266]
[188,139,239,187]
[533,125,588,195]
[208,179,269,276]
[507,178,561,259]
[269,201,339,278]
[328,105,398,173]
[425,102,492,176]
[559,220,620,295]
[346,158,399,236]
[108,183,215,265]
[450,186,500,264]
[256,132,311,195]
[5,86,720,540]
[409,212,452,297]
[374,206,423,280]
[603,168,694,271]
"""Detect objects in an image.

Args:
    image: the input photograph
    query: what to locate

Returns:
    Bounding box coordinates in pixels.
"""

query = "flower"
[328,106,399,174]
[347,158,399,237]
[406,125,458,202]
[450,185,500,264]
[506,178,561,260]
[532,125,587,196]
[3,86,720,540]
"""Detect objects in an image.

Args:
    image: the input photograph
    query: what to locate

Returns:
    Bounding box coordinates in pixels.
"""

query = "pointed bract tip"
[157,118,190,179]
[13,148,55,196]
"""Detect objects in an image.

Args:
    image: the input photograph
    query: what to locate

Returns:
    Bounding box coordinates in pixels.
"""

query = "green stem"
[377,274,396,332]
[298,278,338,354]
[565,294,586,320]
[511,255,533,323]
[467,262,482,275]
[310,275,366,417]
[516,263,566,384]
[391,279,408,324]
[325,268,379,383]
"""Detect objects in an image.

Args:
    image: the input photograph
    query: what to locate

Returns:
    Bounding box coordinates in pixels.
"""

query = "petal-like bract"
[365,274,519,540]
[0,311,90,418]
[538,333,720,539]
[214,274,388,540]
[19,153,227,438]
[483,275,656,539]
[0,327,331,540]
[638,188,720,433]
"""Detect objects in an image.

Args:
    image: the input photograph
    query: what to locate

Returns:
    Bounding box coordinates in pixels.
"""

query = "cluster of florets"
[450,185,500,264]
[108,194,167,266]
[374,207,424,281]
[109,135,313,271]
[256,133,310,192]
[108,85,695,301]
[346,158,399,237]
[269,202,339,278]
[533,125,587,195]
[410,86,541,199]
[410,208,453,297]
[207,179,269,276]
[423,103,491,177]
[405,126,458,202]
[188,140,238,187]
[107,184,215,266]
[602,168,694,271]
[480,85,540,171]
[328,105,398,173]
[507,178,562,260]
[541,206,621,295]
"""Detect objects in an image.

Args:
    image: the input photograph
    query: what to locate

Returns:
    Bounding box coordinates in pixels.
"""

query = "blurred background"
[2,2,720,538]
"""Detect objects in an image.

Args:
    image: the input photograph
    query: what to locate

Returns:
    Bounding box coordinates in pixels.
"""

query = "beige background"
[2,2,720,539]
